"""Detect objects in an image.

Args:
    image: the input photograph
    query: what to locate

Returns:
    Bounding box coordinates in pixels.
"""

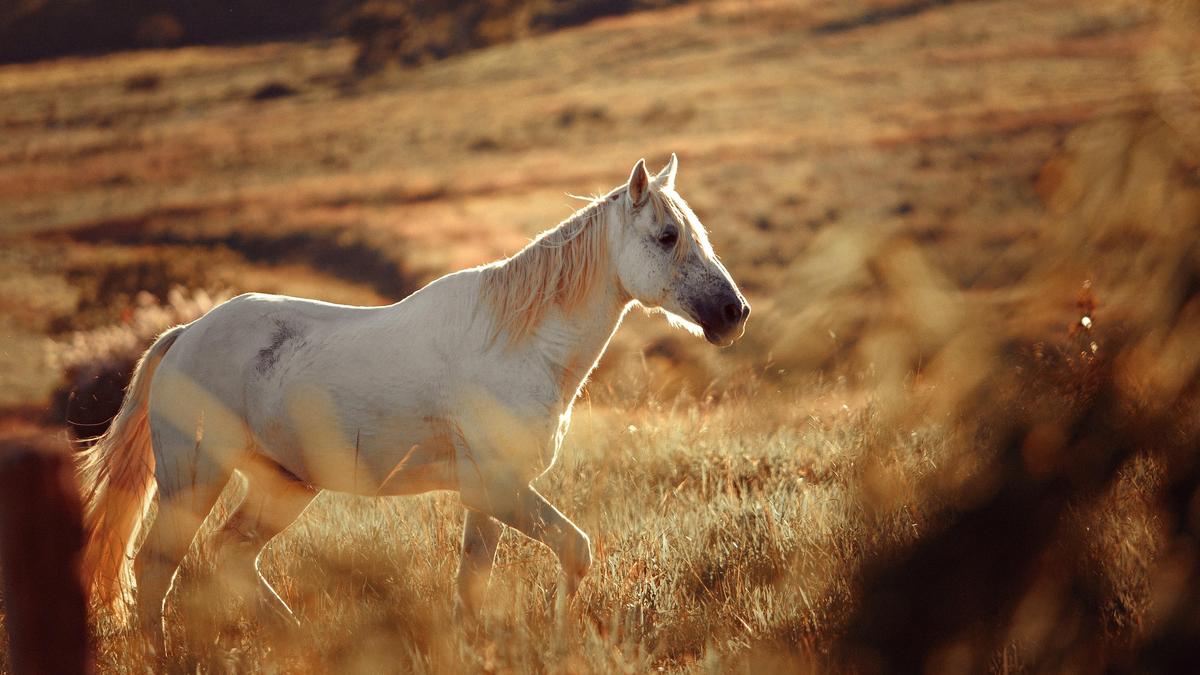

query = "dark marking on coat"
[256,320,302,375]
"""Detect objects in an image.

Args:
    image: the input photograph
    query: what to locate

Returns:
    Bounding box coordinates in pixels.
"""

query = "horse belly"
[364,426,459,497]
[250,387,457,496]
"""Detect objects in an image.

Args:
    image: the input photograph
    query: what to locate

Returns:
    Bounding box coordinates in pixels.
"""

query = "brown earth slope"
[0,0,1161,404]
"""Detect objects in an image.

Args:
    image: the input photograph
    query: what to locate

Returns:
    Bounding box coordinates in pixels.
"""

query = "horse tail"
[77,323,187,617]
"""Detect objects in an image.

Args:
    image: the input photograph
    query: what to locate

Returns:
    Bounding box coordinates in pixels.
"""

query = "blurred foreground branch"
[0,434,91,675]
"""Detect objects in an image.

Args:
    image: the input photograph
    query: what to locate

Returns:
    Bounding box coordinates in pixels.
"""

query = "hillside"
[2,1,1199,672]
[0,0,1163,409]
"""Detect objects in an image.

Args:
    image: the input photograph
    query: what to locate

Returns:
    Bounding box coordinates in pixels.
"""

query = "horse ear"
[628,158,650,207]
[655,153,678,189]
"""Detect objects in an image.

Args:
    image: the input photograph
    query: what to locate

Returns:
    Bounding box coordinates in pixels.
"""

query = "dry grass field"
[2,0,1200,672]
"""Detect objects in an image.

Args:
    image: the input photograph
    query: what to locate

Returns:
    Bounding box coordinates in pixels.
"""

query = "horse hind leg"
[134,421,236,656]
[211,457,318,626]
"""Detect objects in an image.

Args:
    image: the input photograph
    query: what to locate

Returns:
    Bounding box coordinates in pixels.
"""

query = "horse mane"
[480,197,611,344]
[480,183,707,344]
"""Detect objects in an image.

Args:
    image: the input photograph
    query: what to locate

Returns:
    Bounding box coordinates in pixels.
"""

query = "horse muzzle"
[695,295,750,347]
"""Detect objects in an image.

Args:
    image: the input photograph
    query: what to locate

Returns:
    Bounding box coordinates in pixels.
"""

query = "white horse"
[77,155,749,648]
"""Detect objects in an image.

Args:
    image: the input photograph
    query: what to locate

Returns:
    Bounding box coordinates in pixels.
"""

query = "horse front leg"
[456,509,503,622]
[466,482,592,604]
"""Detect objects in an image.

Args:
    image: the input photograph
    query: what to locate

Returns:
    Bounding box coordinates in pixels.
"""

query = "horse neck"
[533,266,631,404]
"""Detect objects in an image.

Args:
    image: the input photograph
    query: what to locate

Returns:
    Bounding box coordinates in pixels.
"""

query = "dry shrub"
[342,0,683,75]
[345,1,416,73]
[343,0,543,73]
[47,287,232,438]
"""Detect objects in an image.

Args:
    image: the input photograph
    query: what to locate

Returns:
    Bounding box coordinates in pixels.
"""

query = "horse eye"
[657,229,678,247]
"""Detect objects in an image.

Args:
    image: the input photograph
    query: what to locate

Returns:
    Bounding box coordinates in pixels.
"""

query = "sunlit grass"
[60,384,1157,673]
[72,391,907,673]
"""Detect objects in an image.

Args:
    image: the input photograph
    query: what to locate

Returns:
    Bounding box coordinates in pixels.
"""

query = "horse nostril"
[723,302,741,324]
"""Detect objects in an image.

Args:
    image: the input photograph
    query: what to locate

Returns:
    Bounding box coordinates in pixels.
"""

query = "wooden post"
[0,434,91,675]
